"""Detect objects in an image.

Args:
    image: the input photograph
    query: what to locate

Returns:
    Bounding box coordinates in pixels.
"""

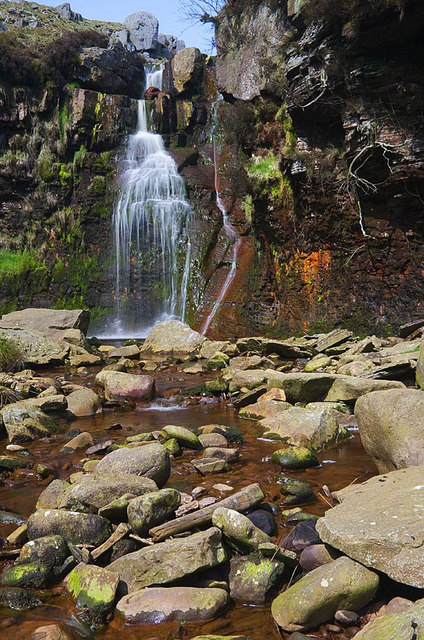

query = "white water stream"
[201,99,241,335]
[112,64,192,337]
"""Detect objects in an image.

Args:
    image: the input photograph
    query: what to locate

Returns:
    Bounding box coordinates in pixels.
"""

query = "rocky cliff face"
[214,0,424,335]
[1,0,423,338]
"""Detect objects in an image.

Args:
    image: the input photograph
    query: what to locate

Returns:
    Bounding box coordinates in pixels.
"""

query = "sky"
[31,0,215,51]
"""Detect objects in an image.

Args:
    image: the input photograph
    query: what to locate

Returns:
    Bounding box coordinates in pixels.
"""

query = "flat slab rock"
[117,586,229,623]
[316,465,424,587]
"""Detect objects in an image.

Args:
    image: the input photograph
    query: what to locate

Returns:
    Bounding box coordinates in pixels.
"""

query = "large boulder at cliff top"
[95,370,155,402]
[124,11,159,51]
[261,406,347,449]
[117,586,229,623]
[355,388,424,472]
[216,3,286,101]
[354,598,424,639]
[95,443,170,487]
[172,47,203,94]
[58,472,158,514]
[0,308,89,342]
[76,46,145,98]
[108,527,226,592]
[271,557,379,632]
[55,3,82,22]
[316,465,424,588]
[141,320,206,355]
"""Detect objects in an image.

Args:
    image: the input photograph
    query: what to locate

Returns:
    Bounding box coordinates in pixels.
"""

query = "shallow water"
[0,363,378,640]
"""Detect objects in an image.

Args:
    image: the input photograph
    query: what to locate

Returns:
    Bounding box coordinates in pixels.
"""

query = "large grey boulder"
[124,11,159,52]
[76,46,145,98]
[271,557,379,632]
[172,47,203,94]
[58,473,158,513]
[261,406,347,449]
[0,308,89,342]
[140,320,206,356]
[27,509,112,546]
[95,443,170,487]
[108,527,226,592]
[55,3,82,22]
[95,370,155,402]
[355,388,424,472]
[116,586,229,623]
[316,465,424,588]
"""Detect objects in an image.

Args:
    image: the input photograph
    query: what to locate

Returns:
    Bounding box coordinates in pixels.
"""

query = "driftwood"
[92,523,130,561]
[149,483,264,542]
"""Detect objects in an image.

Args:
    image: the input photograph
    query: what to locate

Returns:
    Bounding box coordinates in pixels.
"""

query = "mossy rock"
[229,553,285,604]
[125,433,154,444]
[0,455,33,472]
[279,478,315,506]
[127,488,181,537]
[1,562,52,589]
[205,378,229,394]
[163,437,182,456]
[162,425,202,450]
[66,564,119,627]
[0,586,41,610]
[272,446,319,470]
[197,424,243,444]
[98,494,135,523]
[18,535,68,568]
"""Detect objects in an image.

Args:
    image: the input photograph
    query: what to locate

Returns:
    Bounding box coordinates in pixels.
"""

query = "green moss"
[73,145,87,170]
[59,102,70,144]
[243,194,254,223]
[59,163,72,188]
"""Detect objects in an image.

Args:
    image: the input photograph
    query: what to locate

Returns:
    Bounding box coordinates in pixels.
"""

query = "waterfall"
[112,64,192,337]
[201,98,241,335]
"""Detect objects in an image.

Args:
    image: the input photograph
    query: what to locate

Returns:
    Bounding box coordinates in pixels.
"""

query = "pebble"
[192,486,207,498]
[213,483,234,494]
[198,497,217,508]
[335,610,360,626]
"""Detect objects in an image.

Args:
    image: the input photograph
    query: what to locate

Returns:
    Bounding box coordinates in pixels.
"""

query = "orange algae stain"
[285,249,332,321]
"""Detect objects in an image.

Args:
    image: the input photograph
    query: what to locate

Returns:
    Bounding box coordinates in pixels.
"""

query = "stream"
[0,358,377,640]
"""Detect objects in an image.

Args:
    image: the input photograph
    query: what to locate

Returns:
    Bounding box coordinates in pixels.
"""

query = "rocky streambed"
[0,310,424,640]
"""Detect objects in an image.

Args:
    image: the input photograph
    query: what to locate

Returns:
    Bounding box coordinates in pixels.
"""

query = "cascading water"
[112,64,192,337]
[201,97,241,335]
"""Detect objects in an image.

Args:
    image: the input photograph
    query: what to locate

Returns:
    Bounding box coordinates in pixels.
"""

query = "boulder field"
[0,317,423,637]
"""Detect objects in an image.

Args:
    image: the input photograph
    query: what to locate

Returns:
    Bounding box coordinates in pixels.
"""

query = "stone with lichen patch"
[66,563,119,627]
[230,553,285,604]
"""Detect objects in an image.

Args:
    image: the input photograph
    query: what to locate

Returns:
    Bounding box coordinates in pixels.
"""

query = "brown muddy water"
[0,362,378,640]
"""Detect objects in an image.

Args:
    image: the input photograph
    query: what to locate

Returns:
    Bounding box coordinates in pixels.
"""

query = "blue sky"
[31,0,214,51]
